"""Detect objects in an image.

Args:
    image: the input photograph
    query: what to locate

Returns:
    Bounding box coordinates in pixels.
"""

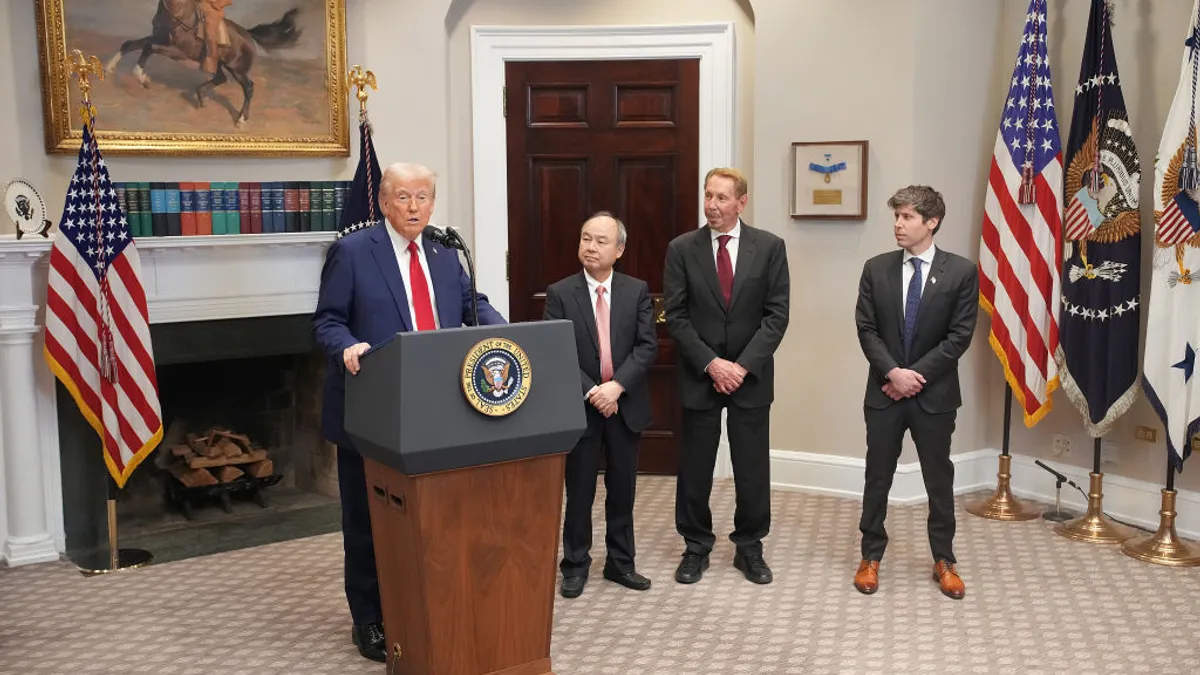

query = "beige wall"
[2,0,1198,491]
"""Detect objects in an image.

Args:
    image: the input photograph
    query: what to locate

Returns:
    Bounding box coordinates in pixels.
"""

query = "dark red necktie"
[716,234,733,307]
[407,241,436,331]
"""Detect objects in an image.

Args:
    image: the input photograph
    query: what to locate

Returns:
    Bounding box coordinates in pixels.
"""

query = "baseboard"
[769,448,1200,540]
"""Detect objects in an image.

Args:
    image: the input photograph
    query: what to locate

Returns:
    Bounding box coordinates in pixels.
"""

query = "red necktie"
[716,234,733,307]
[407,241,436,331]
[595,286,613,382]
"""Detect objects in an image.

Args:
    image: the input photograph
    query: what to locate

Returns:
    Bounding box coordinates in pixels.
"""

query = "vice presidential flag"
[979,0,1064,427]
[1056,0,1142,438]
[43,116,163,488]
[1144,0,1200,470]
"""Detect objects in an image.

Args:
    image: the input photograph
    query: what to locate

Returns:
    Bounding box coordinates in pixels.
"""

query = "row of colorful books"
[111,181,355,237]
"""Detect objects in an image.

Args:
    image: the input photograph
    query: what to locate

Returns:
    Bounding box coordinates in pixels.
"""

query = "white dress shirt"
[584,269,614,321]
[901,243,937,319]
[385,221,441,329]
[710,219,743,271]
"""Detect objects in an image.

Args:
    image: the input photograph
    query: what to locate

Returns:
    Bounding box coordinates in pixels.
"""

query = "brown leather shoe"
[932,560,965,599]
[853,559,879,594]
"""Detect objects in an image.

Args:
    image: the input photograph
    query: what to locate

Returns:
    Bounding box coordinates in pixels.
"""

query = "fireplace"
[59,315,341,564]
[0,231,338,567]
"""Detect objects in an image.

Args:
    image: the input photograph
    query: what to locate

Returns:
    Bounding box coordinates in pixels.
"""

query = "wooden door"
[506,59,700,474]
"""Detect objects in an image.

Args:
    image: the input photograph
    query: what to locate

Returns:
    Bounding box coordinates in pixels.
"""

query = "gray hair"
[378,162,437,210]
[585,211,627,246]
[887,185,945,235]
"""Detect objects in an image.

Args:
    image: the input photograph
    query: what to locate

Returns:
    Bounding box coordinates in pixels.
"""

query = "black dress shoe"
[351,622,385,663]
[603,567,652,591]
[734,552,773,584]
[560,575,586,598]
[674,551,710,584]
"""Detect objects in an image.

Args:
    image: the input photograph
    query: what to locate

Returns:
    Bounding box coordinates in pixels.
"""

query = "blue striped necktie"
[903,258,923,357]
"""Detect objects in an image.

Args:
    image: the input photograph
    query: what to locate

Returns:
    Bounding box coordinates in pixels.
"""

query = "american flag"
[1158,190,1200,245]
[979,0,1063,428]
[43,119,163,488]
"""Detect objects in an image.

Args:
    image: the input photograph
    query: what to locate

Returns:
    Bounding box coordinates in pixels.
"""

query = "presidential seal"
[461,338,532,416]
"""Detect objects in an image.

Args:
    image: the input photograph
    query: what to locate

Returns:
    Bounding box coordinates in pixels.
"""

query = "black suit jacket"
[855,247,979,413]
[663,222,791,410]
[544,271,657,435]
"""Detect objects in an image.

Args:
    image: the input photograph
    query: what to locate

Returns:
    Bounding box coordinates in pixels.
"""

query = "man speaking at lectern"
[312,162,505,662]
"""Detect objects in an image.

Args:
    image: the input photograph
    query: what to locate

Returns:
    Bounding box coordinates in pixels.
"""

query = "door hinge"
[502,86,507,118]
[505,249,510,281]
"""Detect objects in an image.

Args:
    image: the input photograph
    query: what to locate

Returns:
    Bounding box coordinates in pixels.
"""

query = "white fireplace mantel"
[0,232,334,566]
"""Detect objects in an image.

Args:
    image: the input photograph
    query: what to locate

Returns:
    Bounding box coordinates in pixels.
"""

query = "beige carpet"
[2,476,1198,675]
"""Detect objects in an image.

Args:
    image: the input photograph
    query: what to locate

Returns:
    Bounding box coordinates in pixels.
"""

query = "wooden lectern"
[344,322,586,675]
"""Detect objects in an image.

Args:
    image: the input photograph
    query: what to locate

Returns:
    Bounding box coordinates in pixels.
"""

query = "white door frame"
[469,22,737,316]
[469,23,738,479]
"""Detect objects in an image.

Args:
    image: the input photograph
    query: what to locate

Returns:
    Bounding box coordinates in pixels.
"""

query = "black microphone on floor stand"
[1034,459,1081,522]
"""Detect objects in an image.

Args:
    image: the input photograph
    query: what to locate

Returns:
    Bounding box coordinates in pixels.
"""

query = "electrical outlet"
[1134,426,1157,442]
[1052,434,1070,456]
[1101,440,1119,465]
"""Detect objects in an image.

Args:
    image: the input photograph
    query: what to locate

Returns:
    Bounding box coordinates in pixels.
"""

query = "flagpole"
[1053,436,1135,543]
[965,387,1043,520]
[63,49,153,577]
[1120,449,1200,566]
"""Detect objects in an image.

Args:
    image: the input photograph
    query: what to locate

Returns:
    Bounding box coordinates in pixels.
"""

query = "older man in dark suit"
[664,167,790,585]
[853,185,978,600]
[312,162,506,661]
[544,212,657,598]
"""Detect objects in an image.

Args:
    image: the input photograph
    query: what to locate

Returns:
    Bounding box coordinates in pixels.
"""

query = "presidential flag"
[1144,0,1200,470]
[43,116,163,488]
[337,116,382,238]
[979,0,1064,427]
[1055,0,1142,438]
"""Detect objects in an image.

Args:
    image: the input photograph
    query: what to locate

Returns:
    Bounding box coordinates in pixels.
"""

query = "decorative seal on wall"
[461,337,532,416]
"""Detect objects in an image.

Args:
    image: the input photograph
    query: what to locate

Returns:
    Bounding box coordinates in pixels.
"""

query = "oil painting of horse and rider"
[57,0,337,140]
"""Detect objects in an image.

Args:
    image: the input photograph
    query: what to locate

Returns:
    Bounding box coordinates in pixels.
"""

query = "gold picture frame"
[791,140,869,220]
[35,0,349,157]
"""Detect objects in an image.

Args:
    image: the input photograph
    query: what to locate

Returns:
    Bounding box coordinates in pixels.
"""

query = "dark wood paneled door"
[506,59,700,474]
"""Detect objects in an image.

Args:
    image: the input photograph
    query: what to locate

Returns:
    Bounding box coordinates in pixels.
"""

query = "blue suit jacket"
[312,223,506,447]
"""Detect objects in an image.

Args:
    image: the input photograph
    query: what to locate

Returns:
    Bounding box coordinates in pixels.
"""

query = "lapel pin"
[930,277,937,284]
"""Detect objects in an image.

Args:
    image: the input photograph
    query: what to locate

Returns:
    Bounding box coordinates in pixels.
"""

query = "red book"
[194,181,213,235]
[238,183,251,234]
[248,182,263,234]
[179,182,197,236]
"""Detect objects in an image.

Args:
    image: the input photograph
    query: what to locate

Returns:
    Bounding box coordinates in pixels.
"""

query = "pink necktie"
[595,286,613,382]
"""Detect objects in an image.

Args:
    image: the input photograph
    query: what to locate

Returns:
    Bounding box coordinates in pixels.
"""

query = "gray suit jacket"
[855,247,979,413]
[663,222,791,410]
[544,271,657,435]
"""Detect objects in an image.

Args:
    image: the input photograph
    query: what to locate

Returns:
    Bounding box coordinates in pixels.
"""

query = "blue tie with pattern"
[903,258,923,358]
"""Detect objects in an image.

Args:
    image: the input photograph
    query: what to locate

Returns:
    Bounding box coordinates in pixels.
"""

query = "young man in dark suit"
[853,185,979,600]
[663,168,790,585]
[312,162,506,661]
[544,212,658,598]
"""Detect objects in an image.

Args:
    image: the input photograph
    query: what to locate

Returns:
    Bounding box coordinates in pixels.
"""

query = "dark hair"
[887,185,945,235]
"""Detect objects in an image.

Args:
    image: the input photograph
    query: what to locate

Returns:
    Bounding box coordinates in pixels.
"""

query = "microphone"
[423,225,463,250]
[1034,459,1067,483]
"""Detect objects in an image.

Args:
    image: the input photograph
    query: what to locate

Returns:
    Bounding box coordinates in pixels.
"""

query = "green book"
[210,181,227,235]
[224,182,242,234]
[320,181,335,231]
[136,183,152,237]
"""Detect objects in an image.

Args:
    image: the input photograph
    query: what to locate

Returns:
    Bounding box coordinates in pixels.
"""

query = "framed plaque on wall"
[790,140,868,220]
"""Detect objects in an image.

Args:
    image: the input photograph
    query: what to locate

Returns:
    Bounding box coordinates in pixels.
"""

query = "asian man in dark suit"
[664,167,790,586]
[544,212,657,598]
[853,185,978,600]
[312,162,505,661]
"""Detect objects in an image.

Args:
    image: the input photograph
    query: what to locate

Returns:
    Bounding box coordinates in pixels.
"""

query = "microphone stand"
[447,228,479,326]
[1034,459,1079,523]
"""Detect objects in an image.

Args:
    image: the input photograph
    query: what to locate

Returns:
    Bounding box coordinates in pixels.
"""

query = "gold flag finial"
[348,65,377,118]
[68,49,105,124]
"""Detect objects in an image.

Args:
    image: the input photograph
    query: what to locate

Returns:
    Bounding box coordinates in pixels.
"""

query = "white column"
[0,304,57,565]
